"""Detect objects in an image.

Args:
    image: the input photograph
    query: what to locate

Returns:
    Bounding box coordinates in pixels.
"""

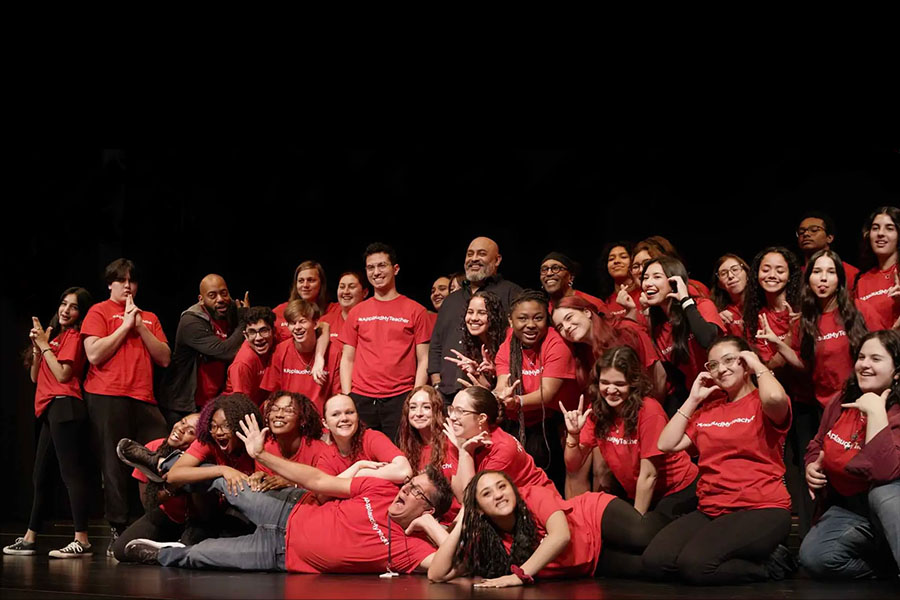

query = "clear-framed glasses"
[269,405,297,416]
[704,353,740,374]
[401,476,433,507]
[630,260,650,273]
[796,225,825,237]
[447,406,479,418]
[539,264,568,275]
[717,265,744,279]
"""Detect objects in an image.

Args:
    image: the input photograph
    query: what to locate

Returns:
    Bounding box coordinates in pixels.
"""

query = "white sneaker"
[49,540,92,558]
[129,538,186,549]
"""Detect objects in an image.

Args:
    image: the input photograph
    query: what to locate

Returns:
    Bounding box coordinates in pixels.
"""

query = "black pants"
[783,401,822,539]
[28,396,92,533]
[351,391,408,444]
[642,507,792,585]
[597,478,699,578]
[111,506,183,561]
[85,393,167,527]
[501,411,567,495]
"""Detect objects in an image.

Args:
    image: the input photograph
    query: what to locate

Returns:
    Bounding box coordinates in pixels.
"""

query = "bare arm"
[340,344,355,394]
[634,458,658,515]
[740,351,790,425]
[165,452,249,495]
[135,316,171,367]
[649,361,667,401]
[427,509,465,581]
[29,321,74,383]
[355,455,413,483]
[84,326,132,366]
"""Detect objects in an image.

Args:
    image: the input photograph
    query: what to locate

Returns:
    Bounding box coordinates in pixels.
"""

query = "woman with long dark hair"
[853,206,900,330]
[742,246,803,368]
[427,470,654,586]
[443,291,507,389]
[710,253,750,338]
[4,287,94,558]
[799,330,900,579]
[631,236,710,299]
[598,241,638,319]
[645,336,796,584]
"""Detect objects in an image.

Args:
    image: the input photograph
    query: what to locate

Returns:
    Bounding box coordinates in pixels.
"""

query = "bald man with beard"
[427,237,522,403]
[159,274,248,427]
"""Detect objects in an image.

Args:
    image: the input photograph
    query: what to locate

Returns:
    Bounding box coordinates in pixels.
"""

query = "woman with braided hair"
[427,470,652,587]
[492,289,580,492]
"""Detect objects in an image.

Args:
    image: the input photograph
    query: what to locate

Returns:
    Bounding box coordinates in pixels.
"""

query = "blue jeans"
[157,477,306,571]
[799,480,900,579]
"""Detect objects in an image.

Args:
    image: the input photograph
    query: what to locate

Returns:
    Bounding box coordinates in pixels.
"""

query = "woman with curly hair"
[443,291,507,389]
[800,330,900,579]
[742,246,803,368]
[427,470,651,587]
[248,390,328,492]
[853,206,900,330]
[4,287,94,558]
[313,394,412,483]
[710,253,750,338]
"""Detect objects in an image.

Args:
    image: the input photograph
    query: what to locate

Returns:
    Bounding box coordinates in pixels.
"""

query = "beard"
[466,261,496,283]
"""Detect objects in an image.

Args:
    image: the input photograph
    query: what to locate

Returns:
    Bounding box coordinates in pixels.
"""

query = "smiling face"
[630,249,652,287]
[244,319,274,356]
[431,277,450,310]
[336,273,367,311]
[539,259,572,296]
[475,472,517,520]
[448,389,485,439]
[757,252,789,295]
[597,366,630,410]
[809,255,839,301]
[199,275,232,320]
[365,252,398,293]
[406,390,435,431]
[465,237,500,283]
[295,269,322,303]
[855,337,897,394]
[641,262,672,307]
[552,306,593,343]
[509,300,548,348]
[209,408,236,453]
[323,395,359,441]
[288,314,316,349]
[607,245,632,282]
[717,258,748,299]
[167,414,199,450]
[57,293,81,329]
[388,473,436,522]
[869,213,899,259]
[705,341,748,395]
[465,296,490,338]
[267,395,299,437]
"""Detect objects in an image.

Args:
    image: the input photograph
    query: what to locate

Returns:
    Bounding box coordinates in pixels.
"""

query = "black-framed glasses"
[245,327,272,338]
[209,421,232,434]
[796,225,825,237]
[717,265,744,279]
[401,476,433,507]
[539,264,568,275]
[704,353,740,374]
[630,260,650,273]
[447,406,479,418]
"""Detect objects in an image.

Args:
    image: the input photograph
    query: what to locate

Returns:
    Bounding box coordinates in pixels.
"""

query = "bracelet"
[675,409,690,420]
[755,370,775,378]
[40,348,52,355]
[510,564,534,585]
[565,441,579,448]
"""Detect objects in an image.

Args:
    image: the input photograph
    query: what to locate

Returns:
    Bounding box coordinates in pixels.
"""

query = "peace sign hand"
[888,270,900,300]
[235,291,251,308]
[755,313,779,344]
[559,394,590,436]
[445,349,479,375]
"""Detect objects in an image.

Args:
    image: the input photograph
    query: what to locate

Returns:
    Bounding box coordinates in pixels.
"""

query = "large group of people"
[5,209,899,588]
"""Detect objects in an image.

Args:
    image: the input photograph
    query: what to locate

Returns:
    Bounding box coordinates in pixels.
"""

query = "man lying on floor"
[121,414,454,573]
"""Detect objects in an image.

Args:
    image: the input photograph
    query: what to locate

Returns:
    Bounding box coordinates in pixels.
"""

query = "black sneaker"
[106,527,121,558]
[116,439,163,482]
[49,540,92,558]
[3,537,37,555]
[123,539,184,565]
[765,544,799,580]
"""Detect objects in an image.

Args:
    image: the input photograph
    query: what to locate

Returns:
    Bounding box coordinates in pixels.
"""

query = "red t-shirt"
[194,317,230,408]
[842,262,860,286]
[604,288,649,328]
[260,339,341,414]
[339,295,430,397]
[500,486,613,578]
[548,290,607,314]
[132,438,187,523]
[618,318,661,370]
[820,407,870,496]
[495,328,580,427]
[284,477,435,573]
[256,437,328,476]
[320,309,347,356]
[444,427,560,495]
[748,306,793,363]
[314,429,403,476]
[684,389,792,517]
[652,297,725,389]
[34,328,87,417]
[225,341,272,406]
[273,302,340,343]
[184,438,255,475]
[854,266,900,331]
[81,299,168,404]
[579,398,697,501]
[722,302,745,338]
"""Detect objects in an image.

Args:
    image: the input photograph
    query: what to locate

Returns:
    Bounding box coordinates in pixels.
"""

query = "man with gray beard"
[427,237,521,403]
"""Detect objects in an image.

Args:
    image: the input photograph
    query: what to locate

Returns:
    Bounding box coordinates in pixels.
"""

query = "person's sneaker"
[49,540,92,559]
[106,527,121,557]
[3,537,37,555]
[123,539,183,564]
[116,439,163,482]
[765,544,799,580]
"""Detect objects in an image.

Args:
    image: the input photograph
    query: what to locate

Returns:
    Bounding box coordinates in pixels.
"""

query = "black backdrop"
[2,146,897,521]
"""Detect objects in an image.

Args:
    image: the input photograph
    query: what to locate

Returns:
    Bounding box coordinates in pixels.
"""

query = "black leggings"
[501,412,567,495]
[111,506,183,561]
[642,507,792,585]
[596,480,699,578]
[28,396,92,533]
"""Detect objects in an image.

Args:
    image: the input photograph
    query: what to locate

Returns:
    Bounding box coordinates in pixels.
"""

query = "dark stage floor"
[2,524,898,600]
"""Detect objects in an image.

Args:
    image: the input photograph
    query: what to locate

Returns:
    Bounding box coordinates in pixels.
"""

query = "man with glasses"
[226,306,276,406]
[160,274,248,428]
[428,236,522,404]
[796,211,859,282]
[122,414,455,574]
[539,251,606,312]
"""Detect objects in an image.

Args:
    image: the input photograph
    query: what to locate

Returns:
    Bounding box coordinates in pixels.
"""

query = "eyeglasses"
[539,264,568,275]
[630,260,650,273]
[401,476,433,507]
[269,405,296,416]
[209,421,232,434]
[245,327,271,338]
[717,265,744,279]
[447,406,480,418]
[704,353,740,374]
[796,225,825,237]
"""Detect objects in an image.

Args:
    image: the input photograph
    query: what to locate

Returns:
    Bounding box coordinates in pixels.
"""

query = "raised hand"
[738,350,764,373]
[719,309,735,325]
[445,349,479,374]
[665,275,689,302]
[235,291,251,308]
[236,413,269,459]
[638,291,650,310]
[841,389,890,415]
[688,372,721,404]
[123,294,139,329]
[494,377,522,409]
[460,431,492,455]
[30,316,52,350]
[755,313,779,345]
[805,450,827,499]
[785,301,800,324]
[560,394,590,436]
[477,344,496,376]
[617,284,637,311]
[442,420,462,450]
[889,271,900,300]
